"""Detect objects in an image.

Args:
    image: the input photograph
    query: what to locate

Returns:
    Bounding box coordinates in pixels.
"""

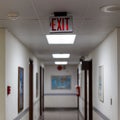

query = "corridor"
[42,110,84,120]
[0,0,120,120]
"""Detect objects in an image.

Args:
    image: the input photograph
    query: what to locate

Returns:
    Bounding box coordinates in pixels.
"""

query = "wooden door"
[82,60,93,120]
[29,59,33,120]
[40,66,44,116]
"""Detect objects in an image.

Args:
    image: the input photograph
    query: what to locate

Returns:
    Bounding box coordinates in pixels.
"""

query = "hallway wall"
[0,29,5,120]
[83,29,118,120]
[78,64,85,117]
[117,28,120,120]
[44,65,78,108]
[4,30,41,120]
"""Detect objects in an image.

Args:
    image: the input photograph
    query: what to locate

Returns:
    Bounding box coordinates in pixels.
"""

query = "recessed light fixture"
[55,61,68,65]
[8,12,19,20]
[52,54,70,58]
[46,34,76,44]
[100,5,120,13]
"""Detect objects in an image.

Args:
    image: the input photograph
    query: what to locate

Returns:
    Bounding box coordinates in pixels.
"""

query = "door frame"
[40,66,42,116]
[29,59,33,120]
[89,60,93,120]
[40,66,44,116]
[43,68,44,112]
[82,60,93,120]
[77,68,79,109]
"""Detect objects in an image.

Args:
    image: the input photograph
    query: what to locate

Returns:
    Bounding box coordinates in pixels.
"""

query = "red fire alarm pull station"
[7,86,11,95]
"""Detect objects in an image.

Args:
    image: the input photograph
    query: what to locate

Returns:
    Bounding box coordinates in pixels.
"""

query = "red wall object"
[76,85,80,96]
[57,65,62,71]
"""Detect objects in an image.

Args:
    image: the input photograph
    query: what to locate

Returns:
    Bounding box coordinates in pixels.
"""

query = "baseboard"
[14,99,40,120]
[44,107,78,111]
[93,107,110,120]
[78,110,84,119]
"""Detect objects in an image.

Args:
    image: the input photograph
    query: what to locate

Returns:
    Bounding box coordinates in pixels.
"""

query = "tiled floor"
[42,110,84,120]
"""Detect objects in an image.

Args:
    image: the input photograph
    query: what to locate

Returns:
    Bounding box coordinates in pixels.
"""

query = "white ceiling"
[0,0,120,65]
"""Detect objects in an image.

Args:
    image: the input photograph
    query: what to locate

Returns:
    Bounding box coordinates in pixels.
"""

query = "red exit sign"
[49,16,73,33]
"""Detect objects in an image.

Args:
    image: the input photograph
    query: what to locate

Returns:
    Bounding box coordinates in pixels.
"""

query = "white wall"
[80,29,118,120]
[5,30,41,120]
[0,29,5,120]
[44,65,78,108]
[79,66,85,117]
[117,28,120,120]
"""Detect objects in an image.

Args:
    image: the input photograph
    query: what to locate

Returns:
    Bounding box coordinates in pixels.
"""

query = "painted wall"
[79,29,118,120]
[0,29,5,120]
[5,30,41,120]
[117,28,120,120]
[78,64,85,117]
[91,29,118,120]
[44,65,78,108]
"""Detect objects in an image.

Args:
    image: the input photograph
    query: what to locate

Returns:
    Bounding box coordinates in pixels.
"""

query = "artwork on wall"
[18,67,24,113]
[51,75,71,89]
[98,66,104,102]
[36,72,39,98]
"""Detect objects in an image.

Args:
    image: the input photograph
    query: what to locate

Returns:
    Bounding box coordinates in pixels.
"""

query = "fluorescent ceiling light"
[46,34,76,44]
[55,61,68,65]
[52,54,70,58]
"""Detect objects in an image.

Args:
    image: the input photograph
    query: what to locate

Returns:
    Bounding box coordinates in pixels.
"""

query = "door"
[40,66,44,116]
[82,60,93,120]
[77,68,79,109]
[29,59,33,120]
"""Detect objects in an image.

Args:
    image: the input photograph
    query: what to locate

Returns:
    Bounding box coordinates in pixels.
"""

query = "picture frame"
[18,67,24,113]
[36,72,39,98]
[98,66,104,102]
[51,75,71,89]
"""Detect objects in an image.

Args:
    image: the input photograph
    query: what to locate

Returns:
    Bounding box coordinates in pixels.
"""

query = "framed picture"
[18,67,24,113]
[36,72,39,98]
[51,75,71,89]
[98,66,104,102]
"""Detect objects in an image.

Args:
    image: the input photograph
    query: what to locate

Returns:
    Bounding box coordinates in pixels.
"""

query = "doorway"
[29,59,33,120]
[40,66,44,117]
[81,60,93,120]
[77,68,79,109]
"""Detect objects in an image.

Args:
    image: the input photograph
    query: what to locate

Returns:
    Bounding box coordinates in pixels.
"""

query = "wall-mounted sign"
[51,75,71,89]
[49,16,73,33]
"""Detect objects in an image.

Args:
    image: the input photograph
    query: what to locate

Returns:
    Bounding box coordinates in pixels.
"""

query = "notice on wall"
[98,66,104,102]
[51,75,71,89]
